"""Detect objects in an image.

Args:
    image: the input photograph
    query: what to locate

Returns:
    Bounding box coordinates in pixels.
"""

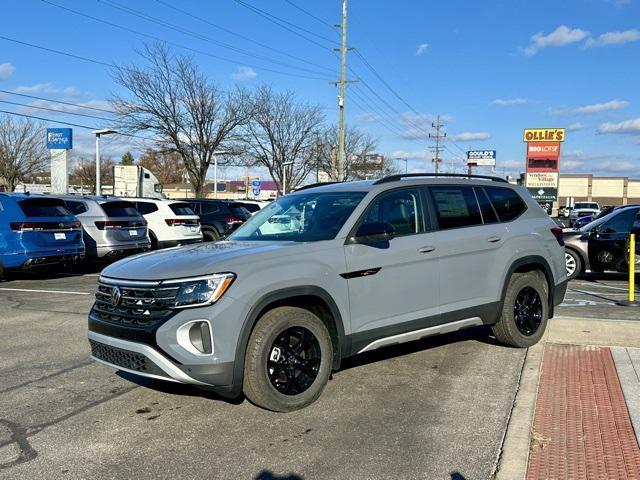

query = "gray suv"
[60,196,150,259]
[88,174,567,411]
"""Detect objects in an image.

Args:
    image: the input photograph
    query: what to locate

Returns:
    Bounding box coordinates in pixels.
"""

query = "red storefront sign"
[526,141,561,172]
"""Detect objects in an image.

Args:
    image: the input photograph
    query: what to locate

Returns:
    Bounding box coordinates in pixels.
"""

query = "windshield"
[574,203,598,210]
[229,191,366,242]
[578,208,618,232]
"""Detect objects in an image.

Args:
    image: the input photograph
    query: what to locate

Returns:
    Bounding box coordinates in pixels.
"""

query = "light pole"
[394,157,408,174]
[212,150,230,199]
[92,129,117,195]
[282,160,294,196]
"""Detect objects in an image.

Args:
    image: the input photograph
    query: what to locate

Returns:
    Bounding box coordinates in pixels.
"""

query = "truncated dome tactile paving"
[527,344,640,480]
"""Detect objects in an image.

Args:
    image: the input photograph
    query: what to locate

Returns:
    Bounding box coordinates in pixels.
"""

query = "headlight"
[169,273,235,308]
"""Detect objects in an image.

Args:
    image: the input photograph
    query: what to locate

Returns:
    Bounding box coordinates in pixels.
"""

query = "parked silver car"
[60,196,150,259]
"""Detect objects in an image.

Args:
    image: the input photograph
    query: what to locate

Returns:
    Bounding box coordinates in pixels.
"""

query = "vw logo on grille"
[111,286,122,307]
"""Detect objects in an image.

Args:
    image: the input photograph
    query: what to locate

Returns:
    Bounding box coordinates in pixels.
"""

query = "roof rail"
[373,173,509,185]
[294,181,341,192]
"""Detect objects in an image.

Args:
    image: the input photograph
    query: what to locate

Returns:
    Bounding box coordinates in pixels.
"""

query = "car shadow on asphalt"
[1,262,104,282]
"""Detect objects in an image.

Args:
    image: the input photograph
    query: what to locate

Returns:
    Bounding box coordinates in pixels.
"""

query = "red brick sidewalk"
[527,344,640,480]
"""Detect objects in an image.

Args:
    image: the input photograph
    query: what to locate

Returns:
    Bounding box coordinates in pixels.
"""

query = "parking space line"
[0,288,91,295]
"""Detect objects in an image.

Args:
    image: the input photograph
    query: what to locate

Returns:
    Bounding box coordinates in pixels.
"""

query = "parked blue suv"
[0,193,85,277]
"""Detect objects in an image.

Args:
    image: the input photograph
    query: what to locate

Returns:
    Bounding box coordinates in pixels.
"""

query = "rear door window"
[474,187,498,224]
[169,202,196,216]
[135,202,159,215]
[429,186,482,230]
[229,203,251,218]
[64,200,88,215]
[201,203,220,214]
[484,187,527,222]
[100,201,139,217]
[600,208,638,234]
[19,198,70,217]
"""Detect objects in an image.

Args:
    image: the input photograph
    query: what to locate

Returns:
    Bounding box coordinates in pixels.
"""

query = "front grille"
[92,280,179,328]
[90,340,167,377]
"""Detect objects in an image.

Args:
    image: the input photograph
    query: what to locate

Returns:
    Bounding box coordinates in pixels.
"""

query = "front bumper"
[88,330,235,387]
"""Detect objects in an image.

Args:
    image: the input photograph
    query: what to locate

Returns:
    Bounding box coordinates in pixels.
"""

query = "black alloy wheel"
[513,287,543,336]
[267,326,321,396]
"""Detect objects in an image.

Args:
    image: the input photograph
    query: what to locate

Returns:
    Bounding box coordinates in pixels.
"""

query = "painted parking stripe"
[0,288,91,295]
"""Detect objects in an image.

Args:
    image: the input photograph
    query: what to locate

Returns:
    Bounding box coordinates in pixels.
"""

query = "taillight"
[224,217,243,224]
[95,220,116,230]
[95,220,146,230]
[166,219,200,226]
[550,227,564,246]
[10,222,44,231]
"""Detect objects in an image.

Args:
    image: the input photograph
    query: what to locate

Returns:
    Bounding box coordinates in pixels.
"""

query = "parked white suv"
[128,198,203,249]
[569,202,600,226]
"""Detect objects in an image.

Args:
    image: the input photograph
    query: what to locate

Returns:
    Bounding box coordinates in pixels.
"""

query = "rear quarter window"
[19,198,70,217]
[100,201,139,217]
[169,203,196,216]
[484,187,527,222]
[64,200,88,215]
[136,202,159,215]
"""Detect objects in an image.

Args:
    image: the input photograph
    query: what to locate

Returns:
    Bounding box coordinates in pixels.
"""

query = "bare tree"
[314,124,379,181]
[0,114,48,191]
[241,86,324,193]
[70,157,115,194]
[111,44,254,197]
[139,148,184,184]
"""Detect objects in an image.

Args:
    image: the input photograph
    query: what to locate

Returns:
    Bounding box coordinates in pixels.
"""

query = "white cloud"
[399,128,428,140]
[566,122,585,131]
[399,112,451,126]
[451,132,490,142]
[492,98,528,106]
[499,160,523,169]
[574,99,628,114]
[356,112,382,122]
[562,160,585,169]
[416,43,429,56]
[12,83,81,97]
[390,150,431,160]
[597,117,640,135]
[231,66,257,81]
[0,62,15,80]
[524,25,589,55]
[585,29,640,47]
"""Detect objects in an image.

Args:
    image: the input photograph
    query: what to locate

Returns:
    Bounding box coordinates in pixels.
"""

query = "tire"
[202,229,219,242]
[492,271,549,348]
[243,306,333,412]
[149,231,159,250]
[565,249,582,281]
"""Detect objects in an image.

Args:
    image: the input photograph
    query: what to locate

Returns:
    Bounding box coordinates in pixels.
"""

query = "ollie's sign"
[523,128,565,143]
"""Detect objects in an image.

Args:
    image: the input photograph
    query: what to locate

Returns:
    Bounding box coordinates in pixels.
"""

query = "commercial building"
[558,174,640,207]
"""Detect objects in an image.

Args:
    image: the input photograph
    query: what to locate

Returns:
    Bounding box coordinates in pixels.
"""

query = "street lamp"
[212,150,230,199]
[394,157,408,174]
[282,160,294,196]
[92,129,118,195]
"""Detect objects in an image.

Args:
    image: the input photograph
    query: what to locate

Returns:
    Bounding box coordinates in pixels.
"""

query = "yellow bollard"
[630,233,636,303]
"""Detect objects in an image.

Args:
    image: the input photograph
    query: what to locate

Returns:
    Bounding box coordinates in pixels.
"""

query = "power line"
[97,0,334,77]
[0,99,113,122]
[153,0,335,74]
[0,89,116,114]
[233,0,336,51]
[39,0,331,81]
[282,0,337,32]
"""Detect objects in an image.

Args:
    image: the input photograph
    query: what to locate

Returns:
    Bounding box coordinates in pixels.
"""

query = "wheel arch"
[230,286,348,396]
[499,256,556,321]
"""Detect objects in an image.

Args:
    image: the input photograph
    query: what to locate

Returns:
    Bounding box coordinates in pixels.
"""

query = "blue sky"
[1,0,639,180]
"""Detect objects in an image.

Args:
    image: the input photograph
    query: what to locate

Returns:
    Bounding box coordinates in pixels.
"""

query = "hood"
[102,240,293,281]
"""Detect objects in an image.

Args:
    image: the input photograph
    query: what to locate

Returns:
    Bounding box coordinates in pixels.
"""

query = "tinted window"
[474,187,498,224]
[64,200,88,215]
[169,202,195,216]
[19,198,70,217]
[100,201,139,217]
[600,208,638,234]
[362,189,423,236]
[229,204,251,219]
[201,203,220,214]
[136,202,159,215]
[429,187,482,230]
[485,187,526,222]
[240,203,261,213]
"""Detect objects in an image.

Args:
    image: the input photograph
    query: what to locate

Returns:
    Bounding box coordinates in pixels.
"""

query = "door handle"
[418,246,436,253]
[487,236,502,243]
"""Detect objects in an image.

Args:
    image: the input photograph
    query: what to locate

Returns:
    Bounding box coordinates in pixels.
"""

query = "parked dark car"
[563,204,640,280]
[177,199,251,241]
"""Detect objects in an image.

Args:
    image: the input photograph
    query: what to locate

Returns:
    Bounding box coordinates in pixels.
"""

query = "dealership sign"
[525,172,559,189]
[46,128,73,149]
[527,187,558,202]
[466,150,496,166]
[523,128,565,143]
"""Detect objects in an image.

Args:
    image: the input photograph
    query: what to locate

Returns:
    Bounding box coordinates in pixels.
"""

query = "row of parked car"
[0,192,264,277]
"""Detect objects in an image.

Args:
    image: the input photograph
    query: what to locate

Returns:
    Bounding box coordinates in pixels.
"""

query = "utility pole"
[428,115,446,174]
[336,0,348,182]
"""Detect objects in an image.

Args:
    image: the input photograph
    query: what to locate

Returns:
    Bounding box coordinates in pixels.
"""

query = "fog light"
[176,320,213,356]
[189,321,212,354]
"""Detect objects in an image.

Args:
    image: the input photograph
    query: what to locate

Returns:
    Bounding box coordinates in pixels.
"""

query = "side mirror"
[348,222,396,245]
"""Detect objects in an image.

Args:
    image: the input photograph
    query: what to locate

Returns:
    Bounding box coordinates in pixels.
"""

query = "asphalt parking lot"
[0,268,637,479]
